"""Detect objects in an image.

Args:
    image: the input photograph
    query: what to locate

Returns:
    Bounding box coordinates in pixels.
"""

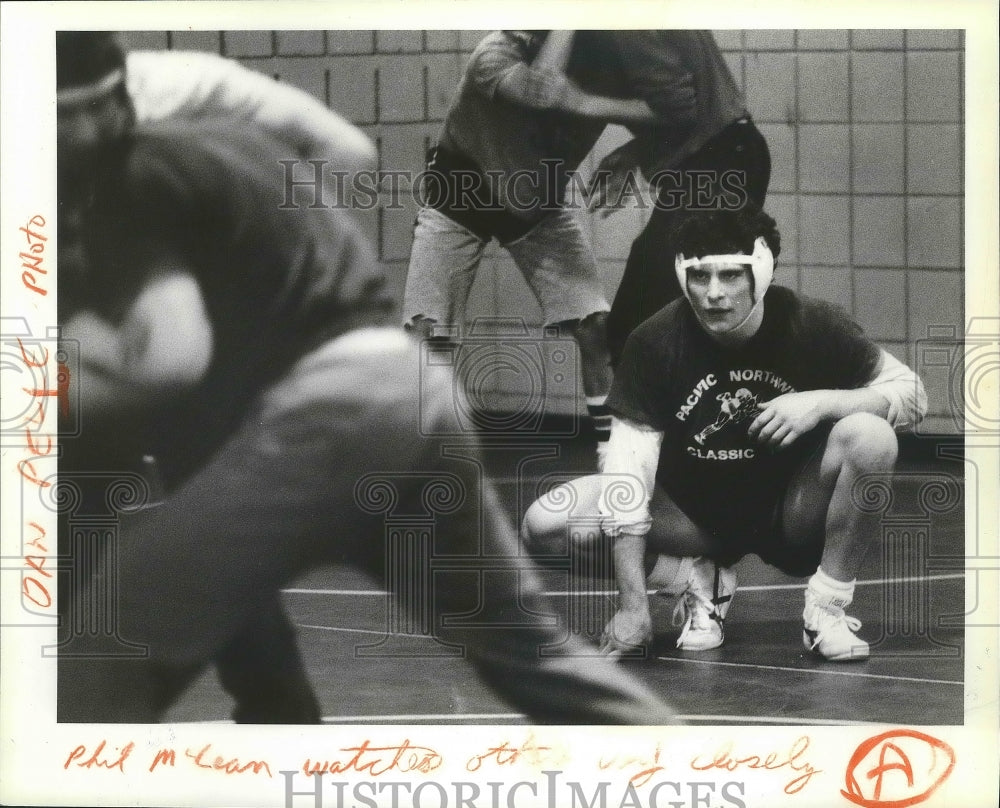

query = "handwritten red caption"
[599,742,665,787]
[13,215,64,611]
[691,735,821,795]
[466,734,568,774]
[302,739,442,777]
[842,729,956,808]
[20,214,49,296]
[21,521,52,610]
[63,740,272,778]
[14,336,70,611]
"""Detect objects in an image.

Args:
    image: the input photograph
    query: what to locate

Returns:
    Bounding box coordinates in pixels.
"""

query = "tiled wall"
[118,30,965,434]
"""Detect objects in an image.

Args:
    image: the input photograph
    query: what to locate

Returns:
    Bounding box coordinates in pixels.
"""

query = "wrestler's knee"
[828,412,898,473]
[521,478,602,556]
[521,494,566,556]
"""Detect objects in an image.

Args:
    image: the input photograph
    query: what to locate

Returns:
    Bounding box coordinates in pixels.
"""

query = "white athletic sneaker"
[802,591,870,661]
[671,557,737,651]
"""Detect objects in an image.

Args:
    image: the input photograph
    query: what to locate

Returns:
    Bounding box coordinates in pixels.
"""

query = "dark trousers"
[606,118,771,363]
[58,330,678,725]
[56,413,322,723]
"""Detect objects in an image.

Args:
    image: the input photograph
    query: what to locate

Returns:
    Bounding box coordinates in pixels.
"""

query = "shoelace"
[806,608,862,649]
[671,587,717,635]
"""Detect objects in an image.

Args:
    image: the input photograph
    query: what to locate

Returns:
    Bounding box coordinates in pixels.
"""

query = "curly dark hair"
[669,205,781,261]
[56,31,126,89]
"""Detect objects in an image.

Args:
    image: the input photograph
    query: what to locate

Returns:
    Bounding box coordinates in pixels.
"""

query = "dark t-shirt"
[569,31,747,173]
[438,31,605,226]
[76,119,393,483]
[607,286,881,533]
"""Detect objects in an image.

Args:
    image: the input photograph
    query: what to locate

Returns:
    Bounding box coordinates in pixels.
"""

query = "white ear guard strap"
[56,68,125,107]
[674,236,774,303]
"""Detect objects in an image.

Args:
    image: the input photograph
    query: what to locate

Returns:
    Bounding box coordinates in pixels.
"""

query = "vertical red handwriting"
[15,338,54,490]
[13,213,59,621]
[18,338,71,417]
[14,339,57,611]
[22,521,52,608]
[64,740,135,773]
[20,214,49,296]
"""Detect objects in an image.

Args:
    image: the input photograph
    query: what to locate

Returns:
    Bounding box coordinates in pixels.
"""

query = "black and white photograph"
[1,2,997,807]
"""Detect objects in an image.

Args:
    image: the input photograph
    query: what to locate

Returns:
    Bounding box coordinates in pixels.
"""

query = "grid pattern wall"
[117,29,965,433]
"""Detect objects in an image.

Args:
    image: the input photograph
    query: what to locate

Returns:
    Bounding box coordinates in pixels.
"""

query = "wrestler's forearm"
[532,29,575,72]
[614,532,650,613]
[819,387,894,422]
[569,95,658,125]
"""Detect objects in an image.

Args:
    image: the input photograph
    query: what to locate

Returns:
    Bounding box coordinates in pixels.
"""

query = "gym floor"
[162,429,966,727]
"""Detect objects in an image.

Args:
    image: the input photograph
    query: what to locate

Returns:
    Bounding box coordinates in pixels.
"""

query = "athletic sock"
[586,395,612,442]
[806,566,856,610]
[646,554,693,596]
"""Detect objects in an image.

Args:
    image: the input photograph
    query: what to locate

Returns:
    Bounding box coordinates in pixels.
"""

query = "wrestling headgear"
[674,236,775,339]
[56,32,126,102]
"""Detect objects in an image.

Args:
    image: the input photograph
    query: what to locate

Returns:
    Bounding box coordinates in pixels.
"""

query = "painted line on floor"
[313,712,880,725]
[320,713,527,723]
[677,714,879,726]
[297,623,412,638]
[655,656,963,686]
[542,573,965,596]
[726,573,964,594]
[174,713,897,726]
[286,588,391,596]
[283,572,965,599]
[295,626,962,687]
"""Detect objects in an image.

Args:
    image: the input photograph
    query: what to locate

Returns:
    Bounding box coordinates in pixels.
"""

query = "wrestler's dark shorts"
[669,425,834,578]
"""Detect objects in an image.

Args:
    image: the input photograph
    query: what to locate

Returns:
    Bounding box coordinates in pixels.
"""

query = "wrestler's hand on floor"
[599,606,652,659]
